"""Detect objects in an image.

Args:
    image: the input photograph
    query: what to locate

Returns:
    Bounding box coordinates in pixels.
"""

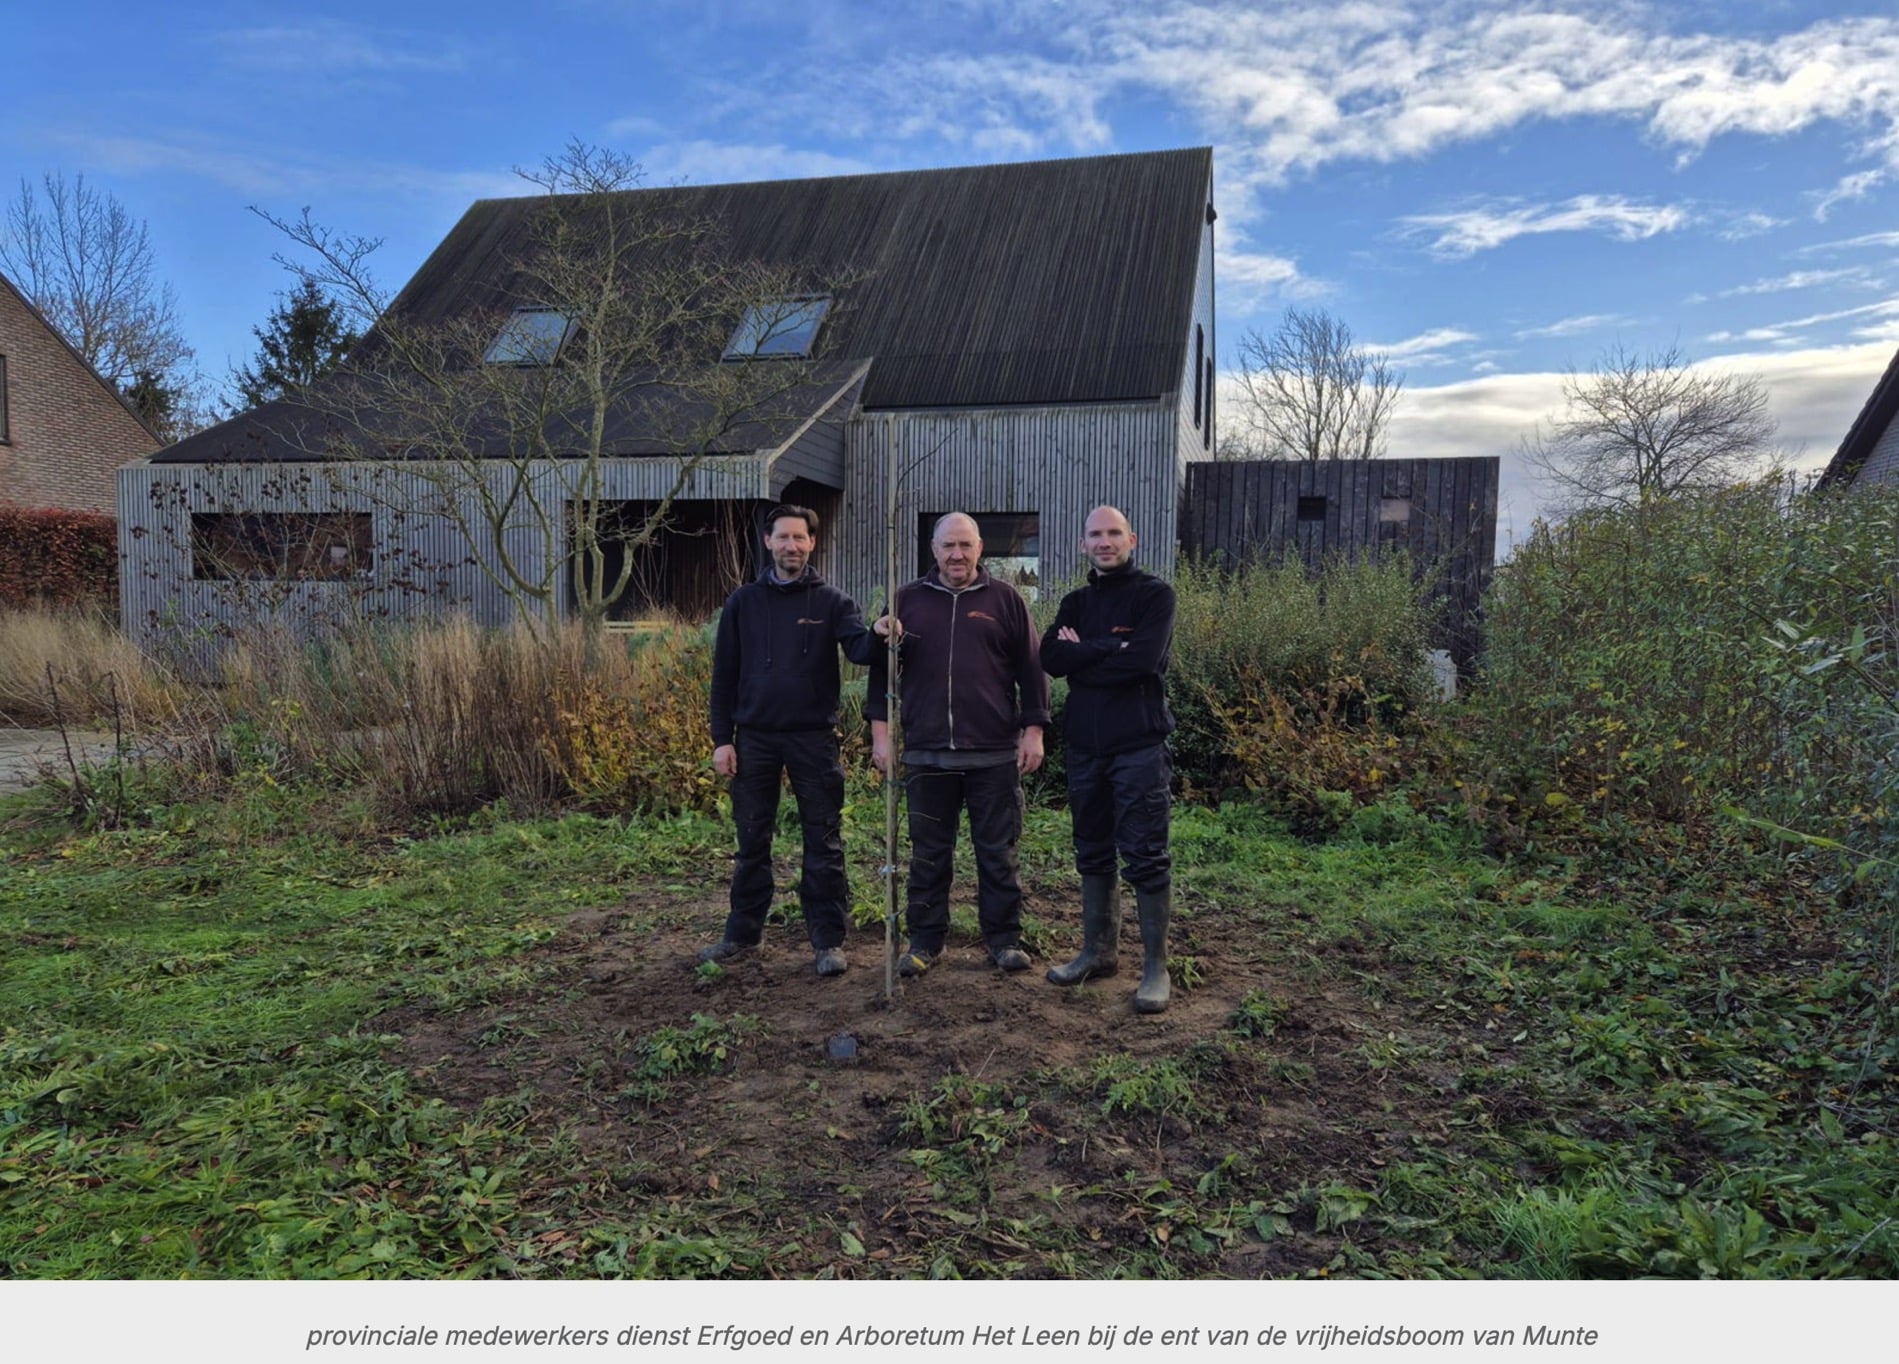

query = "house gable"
[0,269,159,513]
[1818,346,1899,491]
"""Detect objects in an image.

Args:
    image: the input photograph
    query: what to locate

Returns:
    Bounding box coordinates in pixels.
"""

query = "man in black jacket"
[867,512,1050,976]
[703,504,877,977]
[1040,506,1178,1013]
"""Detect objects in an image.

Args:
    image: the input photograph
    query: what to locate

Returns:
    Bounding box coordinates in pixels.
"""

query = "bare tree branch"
[1,171,204,437]
[1223,307,1403,461]
[260,147,854,637]
[1521,343,1779,517]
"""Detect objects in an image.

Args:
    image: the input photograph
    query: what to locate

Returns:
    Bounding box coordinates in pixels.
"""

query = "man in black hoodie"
[1040,506,1178,1013]
[867,512,1051,977]
[703,504,877,977]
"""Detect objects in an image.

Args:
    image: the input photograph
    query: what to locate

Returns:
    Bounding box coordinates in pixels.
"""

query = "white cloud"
[1514,313,1636,340]
[1402,195,1689,258]
[1373,327,1480,363]
[1811,169,1887,221]
[1709,268,1872,299]
[213,22,466,74]
[1080,5,1899,188]
[1800,229,1899,254]
[47,130,520,203]
[630,141,875,186]
[1706,341,1899,464]
[1380,339,1893,534]
[1215,246,1321,310]
[1707,297,1899,344]
[1720,211,1787,241]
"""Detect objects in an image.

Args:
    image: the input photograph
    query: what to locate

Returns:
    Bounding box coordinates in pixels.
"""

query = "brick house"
[0,268,159,514]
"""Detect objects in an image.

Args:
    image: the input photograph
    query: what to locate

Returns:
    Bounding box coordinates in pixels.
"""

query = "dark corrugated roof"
[387,147,1212,410]
[1817,346,1899,489]
[153,359,872,465]
[153,148,1212,466]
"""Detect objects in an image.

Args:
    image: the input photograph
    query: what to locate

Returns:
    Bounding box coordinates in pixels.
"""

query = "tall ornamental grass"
[0,604,179,728]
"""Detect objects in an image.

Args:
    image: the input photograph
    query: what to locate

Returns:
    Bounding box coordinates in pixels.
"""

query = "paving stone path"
[0,727,119,791]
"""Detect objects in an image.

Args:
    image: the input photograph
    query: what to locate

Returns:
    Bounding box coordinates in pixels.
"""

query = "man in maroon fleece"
[867,512,1051,977]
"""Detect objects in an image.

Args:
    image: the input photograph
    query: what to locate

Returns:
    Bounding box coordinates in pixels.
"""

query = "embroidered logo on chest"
[965,609,998,623]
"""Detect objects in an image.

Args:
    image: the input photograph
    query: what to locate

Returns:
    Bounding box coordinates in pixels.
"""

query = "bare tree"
[1223,306,1402,461]
[260,142,849,637]
[0,172,200,435]
[1521,343,1778,516]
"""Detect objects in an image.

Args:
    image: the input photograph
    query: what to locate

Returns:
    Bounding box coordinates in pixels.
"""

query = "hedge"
[0,505,118,609]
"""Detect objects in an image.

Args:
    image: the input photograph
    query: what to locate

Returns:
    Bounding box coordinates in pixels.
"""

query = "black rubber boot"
[1133,885,1171,1014]
[1047,875,1121,986]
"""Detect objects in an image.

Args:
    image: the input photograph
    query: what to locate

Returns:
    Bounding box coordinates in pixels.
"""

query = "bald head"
[932,512,983,588]
[1082,505,1136,572]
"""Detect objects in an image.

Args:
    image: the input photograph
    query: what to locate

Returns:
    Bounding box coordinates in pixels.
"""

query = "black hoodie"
[709,567,876,745]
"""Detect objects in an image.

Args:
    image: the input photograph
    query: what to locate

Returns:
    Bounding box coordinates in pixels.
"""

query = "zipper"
[945,584,960,748]
[925,577,974,750]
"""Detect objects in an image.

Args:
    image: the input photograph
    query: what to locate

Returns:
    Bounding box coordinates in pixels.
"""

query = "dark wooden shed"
[1179,456,1500,666]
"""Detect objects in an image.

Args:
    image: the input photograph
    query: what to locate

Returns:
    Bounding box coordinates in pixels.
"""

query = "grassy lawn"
[3,775,1895,1278]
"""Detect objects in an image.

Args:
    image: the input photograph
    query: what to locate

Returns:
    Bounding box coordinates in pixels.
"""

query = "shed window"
[1379,497,1411,523]
[483,308,573,366]
[724,296,830,360]
[1296,497,1327,522]
[191,512,373,581]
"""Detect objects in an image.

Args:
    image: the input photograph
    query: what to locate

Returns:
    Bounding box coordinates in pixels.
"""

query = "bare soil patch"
[380,877,1477,1276]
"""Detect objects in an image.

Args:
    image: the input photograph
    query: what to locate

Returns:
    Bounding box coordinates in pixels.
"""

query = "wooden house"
[117,149,1217,646]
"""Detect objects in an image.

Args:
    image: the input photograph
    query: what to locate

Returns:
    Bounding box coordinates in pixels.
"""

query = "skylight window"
[723,296,830,360]
[484,308,573,365]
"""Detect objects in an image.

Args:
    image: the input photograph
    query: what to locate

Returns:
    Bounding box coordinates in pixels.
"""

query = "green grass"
[0,784,737,1277]
[3,771,1895,1279]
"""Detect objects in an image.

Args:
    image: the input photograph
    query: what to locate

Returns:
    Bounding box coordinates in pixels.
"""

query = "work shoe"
[897,947,939,978]
[697,939,755,965]
[814,947,848,977]
[990,946,1032,972]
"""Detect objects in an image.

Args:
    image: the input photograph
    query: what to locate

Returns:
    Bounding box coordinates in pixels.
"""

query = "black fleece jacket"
[864,568,1052,753]
[709,568,876,745]
[1039,560,1176,756]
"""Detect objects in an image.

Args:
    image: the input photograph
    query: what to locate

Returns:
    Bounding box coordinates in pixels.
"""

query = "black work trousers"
[902,760,1024,955]
[723,728,849,950]
[1067,742,1172,892]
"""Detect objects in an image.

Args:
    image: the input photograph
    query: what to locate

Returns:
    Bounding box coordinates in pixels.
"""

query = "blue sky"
[10,0,1899,537]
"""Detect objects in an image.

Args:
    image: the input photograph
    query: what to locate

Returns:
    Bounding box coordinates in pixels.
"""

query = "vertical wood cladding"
[835,404,1179,610]
[1181,457,1500,663]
